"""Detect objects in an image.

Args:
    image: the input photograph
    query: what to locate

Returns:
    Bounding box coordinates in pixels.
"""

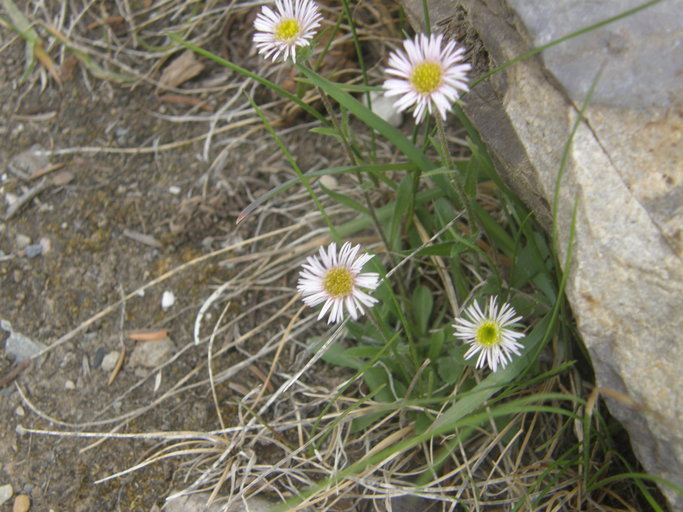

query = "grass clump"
[164,1,672,510]
[6,0,675,510]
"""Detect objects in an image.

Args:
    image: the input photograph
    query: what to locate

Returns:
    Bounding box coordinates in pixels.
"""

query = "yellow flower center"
[275,18,300,41]
[323,267,354,297]
[410,62,443,94]
[476,321,501,347]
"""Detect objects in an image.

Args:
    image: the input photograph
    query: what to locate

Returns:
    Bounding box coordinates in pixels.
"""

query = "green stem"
[435,115,474,228]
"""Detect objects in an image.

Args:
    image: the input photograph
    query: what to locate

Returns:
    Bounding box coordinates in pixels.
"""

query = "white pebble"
[161,290,175,309]
[15,405,25,417]
[319,175,338,190]
[5,193,18,207]
[15,234,31,250]
[0,484,12,506]
[168,185,181,195]
[365,91,403,128]
[64,379,76,390]
[100,351,120,372]
[39,237,52,255]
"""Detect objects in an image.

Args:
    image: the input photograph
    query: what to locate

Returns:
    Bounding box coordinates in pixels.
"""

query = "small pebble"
[129,338,174,368]
[0,484,12,506]
[15,405,25,417]
[24,244,43,259]
[319,175,338,190]
[114,126,129,145]
[161,291,175,309]
[100,351,120,372]
[15,234,31,250]
[1,321,47,362]
[64,380,76,390]
[13,494,30,512]
[93,347,106,369]
[39,237,51,255]
[168,185,181,195]
[365,90,403,128]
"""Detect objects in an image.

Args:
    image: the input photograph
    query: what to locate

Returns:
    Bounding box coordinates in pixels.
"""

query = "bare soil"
[0,20,340,511]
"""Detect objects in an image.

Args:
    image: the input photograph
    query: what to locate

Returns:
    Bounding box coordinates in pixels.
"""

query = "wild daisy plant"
[384,33,471,122]
[179,0,553,427]
[253,0,323,62]
[297,242,379,324]
[453,297,525,372]
[170,1,610,508]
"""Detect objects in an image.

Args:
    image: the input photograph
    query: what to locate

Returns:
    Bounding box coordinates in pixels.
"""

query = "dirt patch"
[0,11,356,509]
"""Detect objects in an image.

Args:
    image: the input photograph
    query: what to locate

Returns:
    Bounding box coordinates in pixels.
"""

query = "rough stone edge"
[403,0,683,509]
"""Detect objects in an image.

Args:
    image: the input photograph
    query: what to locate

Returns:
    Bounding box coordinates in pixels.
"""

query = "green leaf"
[388,174,413,250]
[344,346,384,359]
[2,0,38,80]
[412,285,434,335]
[363,366,394,403]
[427,329,447,362]
[296,64,434,173]
[309,126,343,138]
[412,242,458,257]
[322,346,362,370]
[472,201,515,256]
[320,182,369,215]
[436,355,466,385]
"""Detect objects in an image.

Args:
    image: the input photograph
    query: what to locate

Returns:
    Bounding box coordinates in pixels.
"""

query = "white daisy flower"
[253,0,323,63]
[453,297,525,372]
[297,242,380,324]
[383,33,471,122]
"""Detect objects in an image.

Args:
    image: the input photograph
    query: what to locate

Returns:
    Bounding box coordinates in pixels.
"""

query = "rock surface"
[403,0,683,509]
[2,320,47,362]
[164,492,308,512]
[0,484,12,507]
[128,338,175,368]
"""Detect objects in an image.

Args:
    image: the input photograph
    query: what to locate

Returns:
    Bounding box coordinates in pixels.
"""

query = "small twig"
[122,229,163,248]
[4,178,49,220]
[127,330,169,341]
[0,360,30,389]
[12,111,57,121]
[107,345,126,386]
[28,162,65,180]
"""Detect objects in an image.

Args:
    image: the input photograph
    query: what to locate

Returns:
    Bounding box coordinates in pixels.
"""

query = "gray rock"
[1,320,47,362]
[508,0,682,109]
[8,145,49,179]
[23,243,43,258]
[164,493,299,512]
[100,351,120,372]
[0,484,12,506]
[402,0,683,509]
[15,234,31,250]
[93,346,106,368]
[129,338,174,368]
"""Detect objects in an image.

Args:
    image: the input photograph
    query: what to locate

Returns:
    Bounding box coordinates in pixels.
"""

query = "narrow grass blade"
[320,182,369,215]
[236,163,410,224]
[245,94,338,241]
[296,64,434,173]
